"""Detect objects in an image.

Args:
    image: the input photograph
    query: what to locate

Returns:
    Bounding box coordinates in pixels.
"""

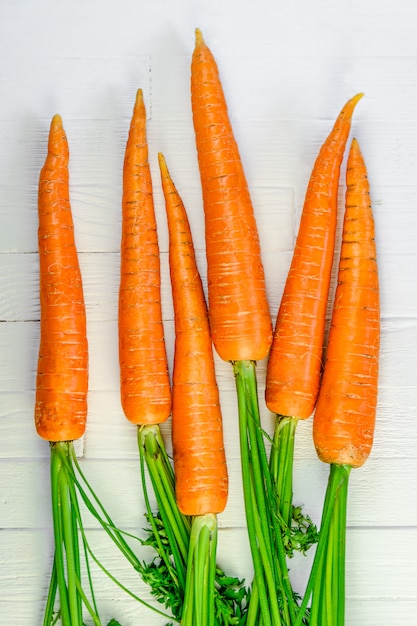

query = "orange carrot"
[296,137,379,626]
[159,151,228,626]
[313,137,379,467]
[191,30,294,626]
[266,93,363,420]
[35,114,88,442]
[119,88,171,425]
[191,28,272,362]
[158,151,228,516]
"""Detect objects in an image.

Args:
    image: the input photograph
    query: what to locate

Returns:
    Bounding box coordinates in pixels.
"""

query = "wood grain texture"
[1,0,417,623]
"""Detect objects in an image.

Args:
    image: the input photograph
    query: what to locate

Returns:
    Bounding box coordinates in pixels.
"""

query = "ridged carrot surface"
[35,114,88,442]
[159,152,228,516]
[191,28,272,362]
[119,89,171,425]
[265,93,363,419]
[313,138,379,468]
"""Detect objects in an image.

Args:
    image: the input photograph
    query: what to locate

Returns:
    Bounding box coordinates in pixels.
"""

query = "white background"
[1,0,417,624]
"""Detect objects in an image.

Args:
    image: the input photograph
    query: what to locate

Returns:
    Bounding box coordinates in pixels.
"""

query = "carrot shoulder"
[159,152,228,517]
[266,93,363,420]
[119,89,171,425]
[313,137,380,468]
[191,28,272,362]
[35,114,88,442]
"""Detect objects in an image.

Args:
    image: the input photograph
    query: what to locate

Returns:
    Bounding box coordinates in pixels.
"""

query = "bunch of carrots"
[34,27,379,626]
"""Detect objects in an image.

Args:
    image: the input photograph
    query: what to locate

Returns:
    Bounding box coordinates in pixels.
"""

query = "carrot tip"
[195,27,204,47]
[135,88,143,106]
[51,113,63,128]
[158,152,169,176]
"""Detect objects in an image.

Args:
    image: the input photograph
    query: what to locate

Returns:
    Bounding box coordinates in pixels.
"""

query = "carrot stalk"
[296,138,379,626]
[159,151,229,626]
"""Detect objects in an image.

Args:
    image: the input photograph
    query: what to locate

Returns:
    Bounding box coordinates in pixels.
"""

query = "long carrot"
[265,94,363,545]
[191,28,272,363]
[159,151,228,626]
[118,89,189,616]
[36,114,88,443]
[191,29,294,626]
[295,137,379,626]
[36,113,90,626]
[119,88,171,426]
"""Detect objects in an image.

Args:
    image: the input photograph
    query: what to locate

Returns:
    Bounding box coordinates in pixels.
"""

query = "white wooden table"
[1,0,417,624]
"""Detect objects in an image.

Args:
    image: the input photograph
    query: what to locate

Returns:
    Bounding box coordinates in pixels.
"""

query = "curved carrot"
[313,137,379,467]
[35,114,88,442]
[158,151,228,516]
[119,88,171,425]
[191,28,272,362]
[266,93,363,420]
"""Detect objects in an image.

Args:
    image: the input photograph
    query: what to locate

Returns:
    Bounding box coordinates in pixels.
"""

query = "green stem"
[42,551,58,626]
[46,440,177,626]
[181,514,218,626]
[50,444,72,626]
[233,360,295,626]
[138,425,191,579]
[295,464,351,626]
[57,462,82,626]
[269,416,297,529]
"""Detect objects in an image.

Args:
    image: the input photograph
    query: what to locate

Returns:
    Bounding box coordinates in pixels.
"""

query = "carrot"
[191,28,272,363]
[118,89,188,615]
[35,113,88,442]
[266,93,364,421]
[159,152,228,516]
[295,137,379,626]
[158,151,228,626]
[119,88,171,425]
[191,29,294,626]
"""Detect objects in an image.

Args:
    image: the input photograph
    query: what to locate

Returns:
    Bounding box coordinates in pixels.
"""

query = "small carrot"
[159,151,228,626]
[191,29,293,626]
[191,28,272,363]
[296,137,379,626]
[119,88,171,425]
[35,113,88,443]
[266,93,364,421]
